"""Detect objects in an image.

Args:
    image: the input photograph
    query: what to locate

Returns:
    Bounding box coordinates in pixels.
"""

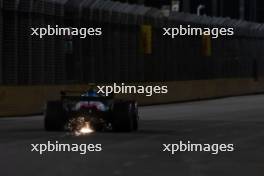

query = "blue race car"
[44,89,139,132]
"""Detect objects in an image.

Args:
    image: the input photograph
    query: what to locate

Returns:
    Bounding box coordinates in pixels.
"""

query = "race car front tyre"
[44,101,65,131]
[113,102,134,132]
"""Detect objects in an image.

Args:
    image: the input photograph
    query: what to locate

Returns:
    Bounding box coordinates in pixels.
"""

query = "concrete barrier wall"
[1,79,264,116]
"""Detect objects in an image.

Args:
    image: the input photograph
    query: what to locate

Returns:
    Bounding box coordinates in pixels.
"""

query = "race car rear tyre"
[44,101,65,131]
[113,102,134,132]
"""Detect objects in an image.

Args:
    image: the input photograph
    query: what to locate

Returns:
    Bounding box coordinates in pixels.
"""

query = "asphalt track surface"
[1,95,264,176]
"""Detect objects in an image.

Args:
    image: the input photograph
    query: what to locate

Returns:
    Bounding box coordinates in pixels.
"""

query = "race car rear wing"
[60,90,84,96]
[60,91,114,101]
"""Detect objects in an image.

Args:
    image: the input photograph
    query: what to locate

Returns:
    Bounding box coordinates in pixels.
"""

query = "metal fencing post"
[43,0,55,84]
[2,0,19,84]
[0,0,2,84]
[111,2,122,82]
[54,0,67,84]
[17,0,33,84]
[31,0,45,84]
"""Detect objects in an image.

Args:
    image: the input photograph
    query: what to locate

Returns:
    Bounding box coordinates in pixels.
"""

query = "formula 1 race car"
[44,90,139,133]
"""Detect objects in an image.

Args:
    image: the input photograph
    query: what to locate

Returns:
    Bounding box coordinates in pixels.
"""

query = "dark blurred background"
[1,0,264,85]
[1,0,264,116]
[113,0,264,22]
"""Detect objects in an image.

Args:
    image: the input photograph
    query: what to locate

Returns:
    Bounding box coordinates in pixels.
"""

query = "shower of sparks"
[76,122,94,135]
[68,117,94,136]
